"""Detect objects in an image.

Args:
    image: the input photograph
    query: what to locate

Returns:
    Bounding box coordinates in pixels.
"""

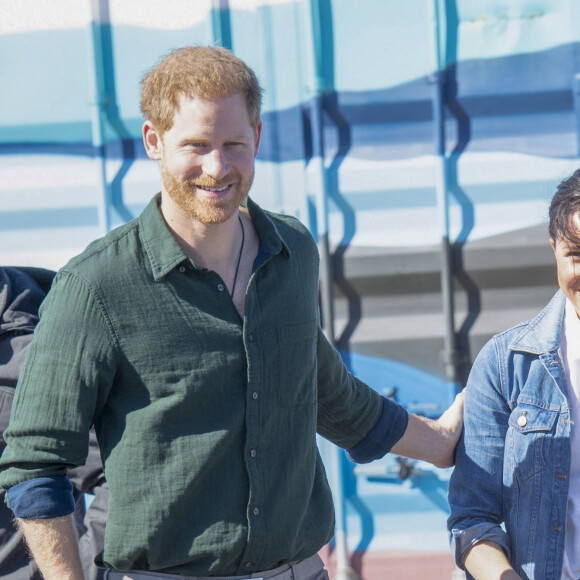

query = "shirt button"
[517,413,528,427]
[217,283,225,292]
[248,334,254,343]
[253,507,260,516]
[179,266,186,273]
[252,392,258,400]
[245,563,252,569]
[250,449,257,458]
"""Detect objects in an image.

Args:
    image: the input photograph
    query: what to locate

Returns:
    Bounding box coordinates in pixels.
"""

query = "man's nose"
[202,148,229,179]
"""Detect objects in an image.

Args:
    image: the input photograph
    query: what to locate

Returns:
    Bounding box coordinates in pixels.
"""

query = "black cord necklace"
[231,214,245,297]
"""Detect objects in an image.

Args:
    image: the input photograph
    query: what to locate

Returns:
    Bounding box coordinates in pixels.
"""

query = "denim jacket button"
[517,414,528,427]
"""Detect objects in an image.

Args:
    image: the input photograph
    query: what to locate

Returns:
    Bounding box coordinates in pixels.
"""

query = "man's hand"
[391,389,464,468]
[17,515,84,580]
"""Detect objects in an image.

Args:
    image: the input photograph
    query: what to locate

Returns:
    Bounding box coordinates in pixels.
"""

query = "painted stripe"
[0,208,99,231]
[0,105,576,162]
[1,42,578,160]
[0,175,553,225]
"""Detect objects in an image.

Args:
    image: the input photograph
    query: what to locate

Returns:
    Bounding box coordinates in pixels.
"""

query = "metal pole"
[305,2,357,578]
[432,72,459,388]
[211,0,233,50]
[309,92,335,342]
[430,0,460,399]
[306,0,335,343]
[88,0,112,234]
[259,4,285,213]
[432,7,463,579]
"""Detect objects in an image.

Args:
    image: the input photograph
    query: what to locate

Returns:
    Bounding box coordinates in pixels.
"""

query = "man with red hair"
[0,46,462,580]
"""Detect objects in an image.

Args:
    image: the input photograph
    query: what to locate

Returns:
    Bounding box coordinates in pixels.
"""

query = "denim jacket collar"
[509,290,565,356]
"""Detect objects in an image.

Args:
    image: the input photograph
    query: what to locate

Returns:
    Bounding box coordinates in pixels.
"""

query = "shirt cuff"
[346,396,409,463]
[6,476,75,519]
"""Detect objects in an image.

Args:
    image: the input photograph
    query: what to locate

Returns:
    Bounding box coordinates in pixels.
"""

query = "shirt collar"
[509,290,565,354]
[246,197,291,259]
[564,297,580,360]
[139,194,291,281]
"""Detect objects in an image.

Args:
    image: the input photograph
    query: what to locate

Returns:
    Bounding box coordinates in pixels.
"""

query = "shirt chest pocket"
[506,402,558,481]
[277,320,317,408]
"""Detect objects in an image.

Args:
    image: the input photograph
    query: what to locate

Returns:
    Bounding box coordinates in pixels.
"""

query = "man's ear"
[550,238,556,254]
[143,121,163,160]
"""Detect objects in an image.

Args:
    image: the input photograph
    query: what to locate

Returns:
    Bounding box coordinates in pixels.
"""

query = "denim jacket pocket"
[277,320,317,408]
[506,402,558,481]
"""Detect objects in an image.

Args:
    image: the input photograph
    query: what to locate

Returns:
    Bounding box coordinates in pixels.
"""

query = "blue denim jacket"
[448,291,571,580]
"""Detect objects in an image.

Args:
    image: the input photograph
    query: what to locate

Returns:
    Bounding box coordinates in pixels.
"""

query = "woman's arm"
[464,540,522,580]
[448,338,513,569]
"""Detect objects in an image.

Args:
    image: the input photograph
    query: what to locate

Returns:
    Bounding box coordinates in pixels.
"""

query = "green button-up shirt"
[0,196,385,575]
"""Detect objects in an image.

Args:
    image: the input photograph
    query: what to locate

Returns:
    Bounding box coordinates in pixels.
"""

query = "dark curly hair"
[549,169,580,244]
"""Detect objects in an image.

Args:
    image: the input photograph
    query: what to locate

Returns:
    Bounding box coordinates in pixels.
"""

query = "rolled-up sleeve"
[0,270,117,498]
[447,338,512,570]
[315,327,404,451]
[450,521,511,572]
[6,476,75,519]
[346,395,408,463]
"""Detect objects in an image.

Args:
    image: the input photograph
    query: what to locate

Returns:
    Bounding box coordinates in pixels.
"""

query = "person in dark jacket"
[0,266,107,580]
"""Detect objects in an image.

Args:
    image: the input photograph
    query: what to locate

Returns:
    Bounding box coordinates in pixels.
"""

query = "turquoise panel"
[0,122,93,145]
[331,0,436,92]
[0,30,91,126]
[231,2,307,112]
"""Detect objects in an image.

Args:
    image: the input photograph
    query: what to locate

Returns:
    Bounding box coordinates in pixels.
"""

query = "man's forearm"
[390,391,464,468]
[17,515,85,580]
[463,540,522,580]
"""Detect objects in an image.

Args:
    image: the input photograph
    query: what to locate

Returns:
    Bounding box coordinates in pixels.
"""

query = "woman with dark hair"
[448,169,580,579]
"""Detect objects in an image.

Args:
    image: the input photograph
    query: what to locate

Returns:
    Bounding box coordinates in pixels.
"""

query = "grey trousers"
[103,553,329,580]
